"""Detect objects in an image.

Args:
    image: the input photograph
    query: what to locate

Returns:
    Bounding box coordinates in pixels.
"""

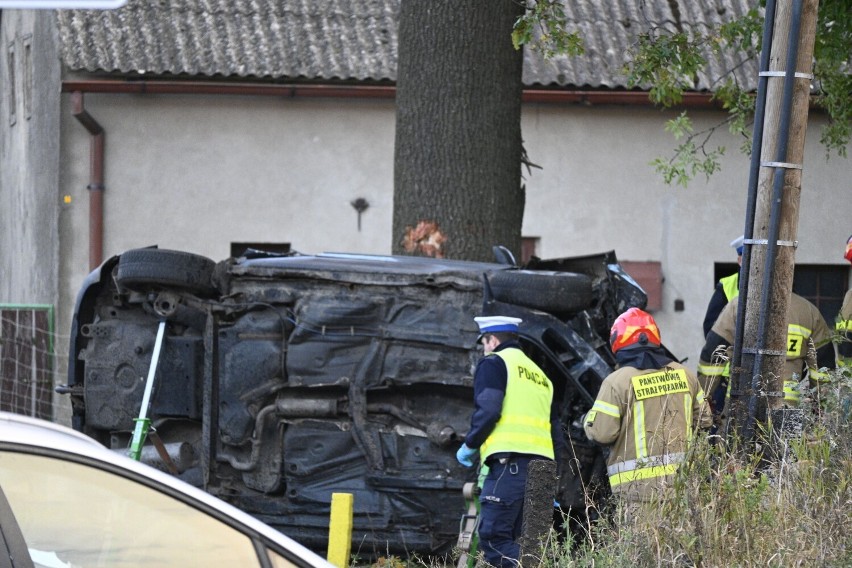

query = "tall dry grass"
[364,368,852,568]
[535,366,852,568]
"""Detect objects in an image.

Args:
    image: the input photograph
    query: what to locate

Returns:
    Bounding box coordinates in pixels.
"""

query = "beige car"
[0,411,334,568]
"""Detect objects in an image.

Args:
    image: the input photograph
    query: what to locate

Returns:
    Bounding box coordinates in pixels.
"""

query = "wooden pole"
[735,0,820,447]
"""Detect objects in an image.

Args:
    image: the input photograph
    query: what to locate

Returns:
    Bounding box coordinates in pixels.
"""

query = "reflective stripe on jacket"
[607,452,685,487]
[583,363,712,501]
[479,348,555,461]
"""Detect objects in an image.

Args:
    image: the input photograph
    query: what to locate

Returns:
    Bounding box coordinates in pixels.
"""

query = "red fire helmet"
[609,307,662,354]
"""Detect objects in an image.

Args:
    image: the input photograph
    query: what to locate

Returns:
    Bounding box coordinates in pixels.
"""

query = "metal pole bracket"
[742,238,798,248]
[742,347,786,356]
[758,70,814,80]
[760,161,803,169]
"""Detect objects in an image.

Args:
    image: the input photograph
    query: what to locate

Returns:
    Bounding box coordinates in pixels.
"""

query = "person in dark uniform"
[456,315,564,568]
[702,235,744,337]
[701,235,744,421]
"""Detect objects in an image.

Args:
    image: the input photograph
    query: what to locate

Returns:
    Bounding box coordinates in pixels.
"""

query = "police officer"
[697,292,835,410]
[456,315,563,568]
[836,234,852,367]
[701,236,745,421]
[702,235,744,337]
[584,308,712,504]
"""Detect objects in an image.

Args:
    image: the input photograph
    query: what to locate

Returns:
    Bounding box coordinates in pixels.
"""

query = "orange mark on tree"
[402,220,447,258]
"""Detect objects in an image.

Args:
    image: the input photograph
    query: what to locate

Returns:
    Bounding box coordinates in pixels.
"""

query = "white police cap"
[474,316,522,335]
[730,235,745,255]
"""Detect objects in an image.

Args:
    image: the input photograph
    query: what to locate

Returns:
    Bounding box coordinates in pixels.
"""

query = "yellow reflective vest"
[479,348,555,461]
[583,362,711,502]
[720,272,739,302]
[836,289,852,367]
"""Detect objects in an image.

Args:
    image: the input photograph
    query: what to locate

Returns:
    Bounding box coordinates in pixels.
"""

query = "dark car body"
[64,246,648,555]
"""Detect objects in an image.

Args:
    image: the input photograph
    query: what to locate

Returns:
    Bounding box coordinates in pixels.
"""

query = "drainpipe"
[70,91,105,271]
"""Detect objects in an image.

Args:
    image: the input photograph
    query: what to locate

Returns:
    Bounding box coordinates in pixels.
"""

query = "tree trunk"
[393,0,524,262]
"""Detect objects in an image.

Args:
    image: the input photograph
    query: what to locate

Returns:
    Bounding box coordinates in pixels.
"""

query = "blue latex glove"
[456,443,478,467]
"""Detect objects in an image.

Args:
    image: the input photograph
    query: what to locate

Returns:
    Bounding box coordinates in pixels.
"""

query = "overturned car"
[64,246,648,555]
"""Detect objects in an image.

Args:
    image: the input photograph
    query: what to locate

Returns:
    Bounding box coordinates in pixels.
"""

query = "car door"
[0,446,310,568]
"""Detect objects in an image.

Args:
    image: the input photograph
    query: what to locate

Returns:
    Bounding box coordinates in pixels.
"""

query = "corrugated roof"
[57,0,759,91]
[523,0,759,90]
[58,0,398,81]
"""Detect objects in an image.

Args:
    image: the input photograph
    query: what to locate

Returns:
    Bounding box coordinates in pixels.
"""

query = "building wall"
[0,11,62,420]
[0,10,61,306]
[56,91,851,420]
[521,103,851,365]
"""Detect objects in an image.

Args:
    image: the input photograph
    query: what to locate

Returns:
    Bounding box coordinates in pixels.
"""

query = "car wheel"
[489,270,593,313]
[116,248,218,296]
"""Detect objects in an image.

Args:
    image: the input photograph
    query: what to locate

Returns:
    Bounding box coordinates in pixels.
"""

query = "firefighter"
[583,308,712,506]
[456,315,564,568]
[697,292,834,412]
[702,235,744,337]
[836,234,852,367]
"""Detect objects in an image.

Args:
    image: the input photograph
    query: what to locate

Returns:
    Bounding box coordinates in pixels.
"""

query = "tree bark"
[519,459,556,568]
[393,0,525,262]
[733,0,819,439]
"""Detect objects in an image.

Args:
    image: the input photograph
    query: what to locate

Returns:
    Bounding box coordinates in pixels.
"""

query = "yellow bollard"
[327,492,353,567]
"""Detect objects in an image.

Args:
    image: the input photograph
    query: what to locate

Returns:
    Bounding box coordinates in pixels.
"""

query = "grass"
[358,367,852,568]
[528,366,852,567]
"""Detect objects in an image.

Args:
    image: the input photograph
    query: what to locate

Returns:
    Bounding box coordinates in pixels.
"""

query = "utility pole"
[727,0,820,453]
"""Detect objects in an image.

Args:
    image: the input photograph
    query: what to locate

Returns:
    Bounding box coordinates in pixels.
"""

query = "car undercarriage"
[64,246,649,555]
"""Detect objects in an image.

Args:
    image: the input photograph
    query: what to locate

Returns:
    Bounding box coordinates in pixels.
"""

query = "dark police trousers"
[479,455,536,568]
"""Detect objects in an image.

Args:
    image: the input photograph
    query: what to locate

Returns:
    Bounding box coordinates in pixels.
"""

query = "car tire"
[116,248,218,296]
[489,270,593,313]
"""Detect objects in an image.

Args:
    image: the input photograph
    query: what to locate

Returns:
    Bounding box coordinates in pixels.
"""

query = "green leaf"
[511,0,584,58]
[515,0,851,184]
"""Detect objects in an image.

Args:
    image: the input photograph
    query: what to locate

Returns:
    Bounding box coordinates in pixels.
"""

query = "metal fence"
[0,305,55,420]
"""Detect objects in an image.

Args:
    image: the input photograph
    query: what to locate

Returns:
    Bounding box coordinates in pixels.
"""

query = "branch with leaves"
[511,0,584,57]
[652,112,727,187]
[513,1,851,185]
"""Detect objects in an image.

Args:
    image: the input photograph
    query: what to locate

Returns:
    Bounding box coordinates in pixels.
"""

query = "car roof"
[0,411,334,568]
[0,411,104,451]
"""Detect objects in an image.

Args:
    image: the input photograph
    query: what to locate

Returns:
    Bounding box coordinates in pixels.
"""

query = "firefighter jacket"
[836,289,852,367]
[697,293,833,405]
[583,361,711,502]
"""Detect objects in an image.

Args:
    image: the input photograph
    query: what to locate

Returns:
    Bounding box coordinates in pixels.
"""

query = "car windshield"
[0,451,293,567]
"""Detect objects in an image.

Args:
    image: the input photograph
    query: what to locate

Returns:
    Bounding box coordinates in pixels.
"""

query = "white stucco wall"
[1,11,61,306]
[0,11,63,421]
[59,94,396,262]
[57,92,852,386]
[520,103,851,365]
